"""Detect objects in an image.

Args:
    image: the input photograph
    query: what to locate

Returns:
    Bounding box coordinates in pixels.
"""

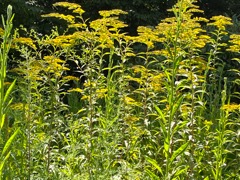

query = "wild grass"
[1,0,240,179]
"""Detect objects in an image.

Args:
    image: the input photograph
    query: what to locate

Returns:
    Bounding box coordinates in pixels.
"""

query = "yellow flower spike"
[84,81,96,88]
[90,16,127,34]
[208,15,233,30]
[12,37,37,50]
[99,9,127,18]
[222,104,240,112]
[96,88,108,99]
[137,26,159,49]
[228,34,240,53]
[42,13,75,24]
[124,96,142,107]
[68,88,83,93]
[53,2,82,11]
[68,23,87,29]
[73,31,97,42]
[193,17,209,23]
[73,8,85,15]
[63,76,79,81]
[43,56,69,76]
[150,73,165,92]
[124,35,137,43]
[45,34,77,48]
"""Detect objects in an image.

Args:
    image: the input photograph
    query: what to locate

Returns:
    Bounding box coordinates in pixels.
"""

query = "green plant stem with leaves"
[0,5,19,179]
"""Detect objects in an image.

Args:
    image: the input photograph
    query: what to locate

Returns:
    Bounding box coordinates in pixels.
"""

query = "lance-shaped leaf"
[170,142,189,163]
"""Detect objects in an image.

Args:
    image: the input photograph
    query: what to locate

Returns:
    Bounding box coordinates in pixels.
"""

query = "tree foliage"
[0,0,239,35]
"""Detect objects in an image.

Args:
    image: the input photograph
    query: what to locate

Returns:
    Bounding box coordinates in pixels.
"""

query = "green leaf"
[154,104,166,124]
[0,151,11,173]
[146,169,160,180]
[170,142,189,163]
[0,114,6,129]
[154,104,167,138]
[3,79,16,103]
[1,128,19,157]
[146,156,163,176]
[171,95,184,118]
[164,139,170,158]
[173,165,189,177]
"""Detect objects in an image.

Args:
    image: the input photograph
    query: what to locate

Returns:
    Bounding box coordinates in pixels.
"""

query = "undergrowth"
[0,0,239,179]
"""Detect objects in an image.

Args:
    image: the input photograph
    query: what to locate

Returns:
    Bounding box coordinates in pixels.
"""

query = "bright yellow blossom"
[208,15,232,30]
[13,37,37,50]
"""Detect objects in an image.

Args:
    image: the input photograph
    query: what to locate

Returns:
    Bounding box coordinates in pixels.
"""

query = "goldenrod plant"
[1,0,239,179]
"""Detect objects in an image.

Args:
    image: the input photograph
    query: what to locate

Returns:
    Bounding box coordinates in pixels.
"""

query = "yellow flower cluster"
[68,88,83,93]
[13,37,37,50]
[208,15,232,30]
[222,104,240,112]
[96,88,108,99]
[53,2,81,9]
[137,26,158,49]
[90,16,128,32]
[72,31,97,43]
[124,96,142,107]
[11,60,42,81]
[99,9,127,18]
[90,12,128,48]
[43,56,69,76]
[228,34,240,53]
[149,73,165,92]
[45,34,76,48]
[42,13,75,24]
[63,76,79,81]
[68,23,87,30]
[53,2,85,15]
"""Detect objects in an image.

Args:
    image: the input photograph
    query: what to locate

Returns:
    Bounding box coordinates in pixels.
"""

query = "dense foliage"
[0,0,239,179]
